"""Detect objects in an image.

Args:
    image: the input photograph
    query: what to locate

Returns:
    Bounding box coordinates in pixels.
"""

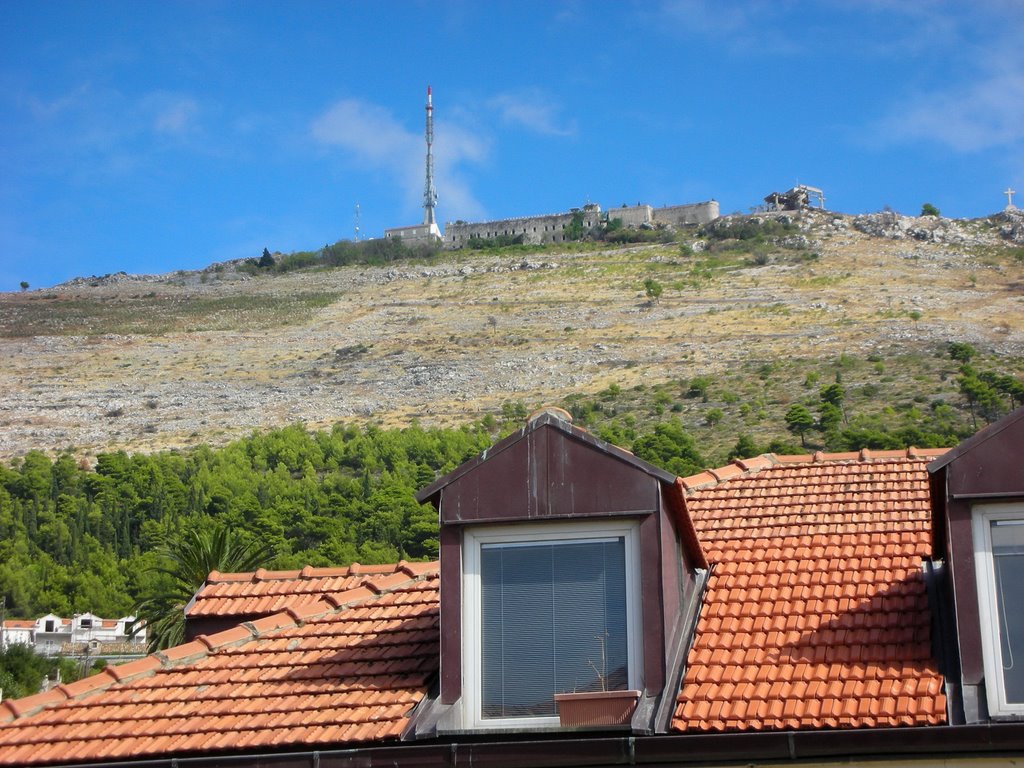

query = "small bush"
[643,278,664,302]
[467,234,524,249]
[687,376,711,401]
[700,217,799,243]
[948,342,976,363]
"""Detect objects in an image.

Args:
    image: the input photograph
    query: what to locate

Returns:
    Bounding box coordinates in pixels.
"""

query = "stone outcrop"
[995,209,1024,244]
[852,212,1007,248]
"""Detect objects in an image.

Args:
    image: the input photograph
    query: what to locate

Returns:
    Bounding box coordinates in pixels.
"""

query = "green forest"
[0,343,1020,625]
[0,422,494,621]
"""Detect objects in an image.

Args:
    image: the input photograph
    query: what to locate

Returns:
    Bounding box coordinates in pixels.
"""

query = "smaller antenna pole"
[354,203,361,241]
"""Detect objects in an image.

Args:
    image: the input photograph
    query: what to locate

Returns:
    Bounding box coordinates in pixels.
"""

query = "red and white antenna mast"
[423,85,438,227]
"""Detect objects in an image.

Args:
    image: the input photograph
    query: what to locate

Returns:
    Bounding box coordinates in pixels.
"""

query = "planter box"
[553,690,640,728]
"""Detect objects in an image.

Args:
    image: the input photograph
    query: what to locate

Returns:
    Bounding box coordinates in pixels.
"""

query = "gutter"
[36,723,1024,768]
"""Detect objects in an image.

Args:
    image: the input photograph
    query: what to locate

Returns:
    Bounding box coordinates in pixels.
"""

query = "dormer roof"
[927,406,1024,476]
[417,410,677,510]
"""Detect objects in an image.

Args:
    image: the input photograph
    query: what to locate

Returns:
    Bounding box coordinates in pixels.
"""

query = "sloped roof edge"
[927,405,1024,473]
[666,479,709,570]
[0,566,439,725]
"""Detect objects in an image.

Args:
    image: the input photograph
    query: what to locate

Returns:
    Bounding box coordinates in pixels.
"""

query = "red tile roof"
[0,449,955,764]
[673,450,948,733]
[187,561,437,618]
[0,565,440,766]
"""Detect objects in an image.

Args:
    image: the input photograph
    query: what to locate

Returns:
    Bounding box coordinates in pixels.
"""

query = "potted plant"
[553,688,640,728]
[554,633,640,727]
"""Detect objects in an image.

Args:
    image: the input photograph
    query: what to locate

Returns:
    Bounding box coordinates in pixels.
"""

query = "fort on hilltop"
[382,87,719,248]
[440,200,720,248]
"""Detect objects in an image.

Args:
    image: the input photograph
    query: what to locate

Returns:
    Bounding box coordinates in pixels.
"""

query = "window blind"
[992,520,1024,703]
[480,538,628,718]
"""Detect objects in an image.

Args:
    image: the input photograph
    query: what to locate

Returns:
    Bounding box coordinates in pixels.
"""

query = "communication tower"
[382,87,442,245]
[423,86,438,227]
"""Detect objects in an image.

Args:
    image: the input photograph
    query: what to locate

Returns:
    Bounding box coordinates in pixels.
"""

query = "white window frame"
[973,502,1024,718]
[461,519,643,729]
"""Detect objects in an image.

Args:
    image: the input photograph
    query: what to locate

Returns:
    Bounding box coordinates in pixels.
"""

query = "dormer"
[414,409,708,734]
[35,614,65,635]
[930,406,1024,723]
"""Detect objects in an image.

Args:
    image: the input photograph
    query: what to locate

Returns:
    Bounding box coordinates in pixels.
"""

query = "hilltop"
[1,208,1022,463]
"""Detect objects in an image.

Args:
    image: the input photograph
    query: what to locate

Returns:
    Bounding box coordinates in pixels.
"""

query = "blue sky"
[2,1,1022,291]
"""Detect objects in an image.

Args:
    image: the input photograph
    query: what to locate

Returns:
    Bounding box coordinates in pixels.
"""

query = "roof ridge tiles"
[709,464,745,482]
[191,622,260,651]
[201,560,441,591]
[0,688,69,722]
[734,455,775,472]
[679,471,719,491]
[283,600,335,624]
[157,640,214,664]
[398,559,440,577]
[102,655,163,683]
[773,453,815,464]
[679,450,949,496]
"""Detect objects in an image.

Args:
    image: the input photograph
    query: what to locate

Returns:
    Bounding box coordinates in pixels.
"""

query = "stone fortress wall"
[652,201,721,228]
[442,204,603,248]
[443,200,719,249]
[382,222,441,246]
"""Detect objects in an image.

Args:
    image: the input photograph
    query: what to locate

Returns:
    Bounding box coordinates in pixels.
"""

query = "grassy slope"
[0,211,1021,465]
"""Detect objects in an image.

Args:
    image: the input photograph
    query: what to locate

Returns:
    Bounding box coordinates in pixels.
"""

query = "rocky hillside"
[1,209,1022,462]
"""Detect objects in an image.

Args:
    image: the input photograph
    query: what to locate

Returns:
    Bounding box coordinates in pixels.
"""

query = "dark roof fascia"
[415,413,678,504]
[42,723,1024,768]
[927,406,1024,474]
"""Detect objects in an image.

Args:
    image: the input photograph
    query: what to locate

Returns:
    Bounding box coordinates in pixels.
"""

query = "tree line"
[1,346,1018,624]
[0,423,491,621]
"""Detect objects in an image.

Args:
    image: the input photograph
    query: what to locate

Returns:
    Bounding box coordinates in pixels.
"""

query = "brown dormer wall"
[930,407,1024,723]
[418,413,706,725]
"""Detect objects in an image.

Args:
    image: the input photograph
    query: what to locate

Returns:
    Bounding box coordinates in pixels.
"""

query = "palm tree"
[134,524,274,652]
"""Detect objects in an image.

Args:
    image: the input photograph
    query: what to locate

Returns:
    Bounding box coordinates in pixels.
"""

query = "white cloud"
[25,83,96,121]
[488,89,577,137]
[434,120,490,221]
[149,96,200,136]
[311,98,489,222]
[867,8,1024,154]
[879,70,1024,152]
[655,0,798,54]
[311,99,417,165]
[16,84,210,182]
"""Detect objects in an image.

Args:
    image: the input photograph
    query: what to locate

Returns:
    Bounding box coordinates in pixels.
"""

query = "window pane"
[480,538,628,719]
[481,544,554,718]
[991,521,1024,703]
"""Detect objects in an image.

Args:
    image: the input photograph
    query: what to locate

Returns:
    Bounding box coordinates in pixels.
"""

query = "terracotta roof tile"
[0,566,440,766]
[186,561,433,619]
[2,448,953,756]
[673,454,947,734]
